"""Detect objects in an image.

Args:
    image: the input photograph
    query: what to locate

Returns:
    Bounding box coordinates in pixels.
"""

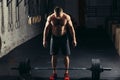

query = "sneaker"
[64,73,70,80]
[49,73,57,80]
[64,73,69,77]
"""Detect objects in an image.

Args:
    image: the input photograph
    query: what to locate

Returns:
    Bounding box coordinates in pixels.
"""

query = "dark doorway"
[78,0,86,29]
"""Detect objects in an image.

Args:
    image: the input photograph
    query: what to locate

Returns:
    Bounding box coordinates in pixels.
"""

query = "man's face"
[55,11,63,18]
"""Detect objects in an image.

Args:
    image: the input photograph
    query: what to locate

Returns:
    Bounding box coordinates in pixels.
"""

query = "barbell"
[11,58,112,80]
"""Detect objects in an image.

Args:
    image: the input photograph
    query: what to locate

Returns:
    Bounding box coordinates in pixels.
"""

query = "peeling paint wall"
[0,0,43,57]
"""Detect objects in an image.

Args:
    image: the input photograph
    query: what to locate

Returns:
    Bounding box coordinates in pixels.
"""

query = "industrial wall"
[0,0,45,58]
[86,0,120,28]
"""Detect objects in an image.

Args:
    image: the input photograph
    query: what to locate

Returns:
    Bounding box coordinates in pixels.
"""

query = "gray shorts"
[50,34,71,56]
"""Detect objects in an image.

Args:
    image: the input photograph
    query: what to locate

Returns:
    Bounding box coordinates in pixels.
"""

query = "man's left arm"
[67,15,77,47]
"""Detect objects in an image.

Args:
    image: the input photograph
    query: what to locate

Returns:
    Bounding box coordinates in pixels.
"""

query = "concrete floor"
[0,29,120,80]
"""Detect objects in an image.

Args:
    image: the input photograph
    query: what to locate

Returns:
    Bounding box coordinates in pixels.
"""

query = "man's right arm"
[43,16,51,47]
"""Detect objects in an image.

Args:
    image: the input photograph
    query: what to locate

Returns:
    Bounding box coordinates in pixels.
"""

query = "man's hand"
[43,41,47,48]
[72,40,77,48]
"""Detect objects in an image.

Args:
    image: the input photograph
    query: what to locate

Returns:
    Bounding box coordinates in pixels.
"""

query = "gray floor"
[0,29,120,80]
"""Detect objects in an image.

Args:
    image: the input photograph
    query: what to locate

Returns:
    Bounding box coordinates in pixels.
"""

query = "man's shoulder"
[48,13,54,18]
[63,13,69,16]
[47,13,54,20]
[63,13,70,19]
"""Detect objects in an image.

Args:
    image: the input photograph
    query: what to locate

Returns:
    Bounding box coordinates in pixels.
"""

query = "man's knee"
[51,55,57,60]
[64,55,70,60]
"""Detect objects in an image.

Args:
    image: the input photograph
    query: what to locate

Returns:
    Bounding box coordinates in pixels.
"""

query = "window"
[15,0,21,29]
[7,0,12,6]
[16,0,22,7]
[8,0,13,31]
[24,0,26,6]
[1,0,5,34]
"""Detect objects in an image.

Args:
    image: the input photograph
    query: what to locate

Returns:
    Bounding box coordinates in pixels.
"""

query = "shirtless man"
[43,7,77,78]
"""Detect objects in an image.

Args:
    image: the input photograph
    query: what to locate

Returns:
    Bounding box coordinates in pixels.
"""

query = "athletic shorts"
[50,34,70,56]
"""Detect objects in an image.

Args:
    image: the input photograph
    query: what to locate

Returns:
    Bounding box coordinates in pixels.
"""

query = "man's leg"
[61,39,70,75]
[51,55,57,74]
[64,55,70,74]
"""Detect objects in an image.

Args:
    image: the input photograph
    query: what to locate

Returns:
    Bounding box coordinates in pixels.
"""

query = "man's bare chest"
[51,18,67,27]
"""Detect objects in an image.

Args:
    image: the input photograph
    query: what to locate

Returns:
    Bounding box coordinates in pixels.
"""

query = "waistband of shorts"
[52,34,68,39]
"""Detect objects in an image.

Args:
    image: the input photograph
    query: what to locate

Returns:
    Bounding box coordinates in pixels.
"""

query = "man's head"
[54,7,63,17]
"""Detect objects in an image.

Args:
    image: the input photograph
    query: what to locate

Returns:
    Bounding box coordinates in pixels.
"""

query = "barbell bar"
[34,67,89,70]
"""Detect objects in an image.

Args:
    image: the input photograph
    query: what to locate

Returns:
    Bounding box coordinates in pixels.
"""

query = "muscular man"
[43,7,77,78]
